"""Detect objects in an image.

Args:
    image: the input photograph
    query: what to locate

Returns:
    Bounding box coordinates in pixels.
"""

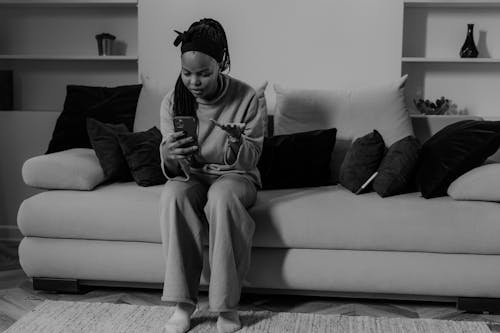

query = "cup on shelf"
[95,33,116,56]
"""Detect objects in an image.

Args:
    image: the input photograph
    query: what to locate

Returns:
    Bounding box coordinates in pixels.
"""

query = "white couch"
[17,78,500,313]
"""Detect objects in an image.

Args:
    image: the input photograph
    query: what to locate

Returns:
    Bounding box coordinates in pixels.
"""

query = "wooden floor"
[2,241,500,332]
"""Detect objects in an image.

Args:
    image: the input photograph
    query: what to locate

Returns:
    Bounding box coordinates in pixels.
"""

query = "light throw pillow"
[447,163,500,202]
[273,75,413,183]
[22,148,105,190]
[348,75,413,146]
[133,76,165,133]
[255,81,269,137]
[133,77,270,135]
[273,84,350,136]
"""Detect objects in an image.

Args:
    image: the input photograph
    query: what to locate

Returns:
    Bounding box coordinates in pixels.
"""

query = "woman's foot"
[217,310,241,333]
[163,302,196,333]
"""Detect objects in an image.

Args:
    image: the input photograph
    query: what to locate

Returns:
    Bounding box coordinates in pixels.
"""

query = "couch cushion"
[339,130,386,194]
[17,182,500,255]
[46,84,142,154]
[273,76,413,184]
[258,128,337,189]
[447,162,500,202]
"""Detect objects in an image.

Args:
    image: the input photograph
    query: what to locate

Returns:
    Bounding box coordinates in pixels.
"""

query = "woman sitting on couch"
[158,18,264,333]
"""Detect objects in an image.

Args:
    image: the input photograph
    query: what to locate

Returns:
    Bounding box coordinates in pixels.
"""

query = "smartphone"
[173,116,198,148]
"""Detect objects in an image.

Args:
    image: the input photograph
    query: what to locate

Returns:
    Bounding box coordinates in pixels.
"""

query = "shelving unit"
[0,0,138,112]
[0,55,138,61]
[405,0,500,8]
[402,57,500,63]
[0,0,137,7]
[402,0,500,117]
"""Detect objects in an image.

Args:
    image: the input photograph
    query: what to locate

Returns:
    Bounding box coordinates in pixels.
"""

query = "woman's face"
[181,51,220,100]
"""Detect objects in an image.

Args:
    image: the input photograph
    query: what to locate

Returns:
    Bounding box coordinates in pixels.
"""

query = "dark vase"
[460,23,479,58]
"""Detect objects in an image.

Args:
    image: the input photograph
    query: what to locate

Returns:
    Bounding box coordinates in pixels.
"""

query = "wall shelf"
[402,57,500,63]
[0,2,138,111]
[0,55,138,61]
[0,0,137,7]
[402,0,500,118]
[405,1,500,8]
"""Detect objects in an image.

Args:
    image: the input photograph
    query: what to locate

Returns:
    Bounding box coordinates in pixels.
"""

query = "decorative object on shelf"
[0,70,13,110]
[413,96,458,115]
[460,23,479,58]
[95,33,116,56]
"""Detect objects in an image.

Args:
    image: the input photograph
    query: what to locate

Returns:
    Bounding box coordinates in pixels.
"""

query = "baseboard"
[0,225,23,242]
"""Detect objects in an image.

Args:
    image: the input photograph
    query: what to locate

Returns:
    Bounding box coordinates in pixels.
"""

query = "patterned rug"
[4,300,492,333]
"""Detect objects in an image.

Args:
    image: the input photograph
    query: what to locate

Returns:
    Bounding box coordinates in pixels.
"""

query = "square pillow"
[133,76,165,133]
[348,75,413,147]
[22,148,105,190]
[255,81,269,137]
[257,128,337,190]
[46,84,142,153]
[117,127,166,187]
[416,120,500,198]
[86,118,132,182]
[447,162,500,202]
[273,76,413,183]
[339,130,386,194]
[373,136,421,197]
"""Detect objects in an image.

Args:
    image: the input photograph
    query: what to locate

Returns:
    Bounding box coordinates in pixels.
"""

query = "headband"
[174,30,224,63]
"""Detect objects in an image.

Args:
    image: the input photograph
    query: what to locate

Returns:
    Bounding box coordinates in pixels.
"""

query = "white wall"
[1,0,405,231]
[138,0,405,114]
[0,112,57,236]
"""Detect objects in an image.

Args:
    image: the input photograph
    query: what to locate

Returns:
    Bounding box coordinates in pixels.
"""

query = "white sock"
[217,310,241,333]
[163,302,196,333]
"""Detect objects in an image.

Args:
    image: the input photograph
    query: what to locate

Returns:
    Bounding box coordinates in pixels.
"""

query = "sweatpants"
[159,173,257,311]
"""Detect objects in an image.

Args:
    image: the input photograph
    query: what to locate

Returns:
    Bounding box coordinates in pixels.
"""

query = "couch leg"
[32,277,90,294]
[457,297,500,314]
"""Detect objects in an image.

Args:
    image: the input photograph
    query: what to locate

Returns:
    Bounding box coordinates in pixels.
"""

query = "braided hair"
[173,18,231,118]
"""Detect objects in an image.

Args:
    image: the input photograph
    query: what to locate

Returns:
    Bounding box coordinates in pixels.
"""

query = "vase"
[460,23,478,58]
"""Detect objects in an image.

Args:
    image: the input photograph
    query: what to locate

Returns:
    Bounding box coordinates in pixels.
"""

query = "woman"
[159,18,263,333]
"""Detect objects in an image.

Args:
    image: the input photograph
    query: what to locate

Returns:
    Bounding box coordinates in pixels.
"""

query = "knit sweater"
[159,74,263,187]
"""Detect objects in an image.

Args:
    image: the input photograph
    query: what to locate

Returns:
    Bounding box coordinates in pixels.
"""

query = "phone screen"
[173,116,198,147]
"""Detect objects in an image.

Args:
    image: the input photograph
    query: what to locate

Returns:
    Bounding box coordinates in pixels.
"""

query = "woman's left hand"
[210,119,246,140]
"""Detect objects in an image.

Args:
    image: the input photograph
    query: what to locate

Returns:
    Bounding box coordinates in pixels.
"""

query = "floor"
[2,240,500,332]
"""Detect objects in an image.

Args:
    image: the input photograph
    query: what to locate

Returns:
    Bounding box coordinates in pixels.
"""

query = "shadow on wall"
[477,30,491,58]
[113,40,128,56]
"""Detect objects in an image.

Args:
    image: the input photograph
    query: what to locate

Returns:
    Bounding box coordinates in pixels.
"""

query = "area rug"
[4,300,491,333]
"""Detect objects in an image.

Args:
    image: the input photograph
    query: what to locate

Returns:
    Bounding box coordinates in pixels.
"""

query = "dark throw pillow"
[339,130,386,194]
[373,135,421,197]
[416,120,500,199]
[86,118,132,182]
[117,127,166,187]
[46,84,142,154]
[257,128,337,190]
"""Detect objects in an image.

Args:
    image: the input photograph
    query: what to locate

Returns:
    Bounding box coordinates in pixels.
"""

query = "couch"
[17,77,500,313]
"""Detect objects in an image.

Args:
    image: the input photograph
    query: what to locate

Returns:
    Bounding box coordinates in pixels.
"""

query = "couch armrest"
[22,148,106,190]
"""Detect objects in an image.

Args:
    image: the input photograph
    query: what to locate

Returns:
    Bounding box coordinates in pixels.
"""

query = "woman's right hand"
[163,131,198,161]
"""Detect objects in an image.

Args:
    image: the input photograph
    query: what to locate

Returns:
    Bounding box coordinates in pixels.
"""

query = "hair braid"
[172,18,230,118]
